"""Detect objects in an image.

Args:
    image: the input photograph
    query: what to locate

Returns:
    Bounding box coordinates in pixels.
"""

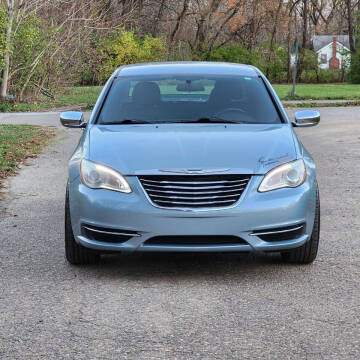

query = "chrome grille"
[138,174,251,209]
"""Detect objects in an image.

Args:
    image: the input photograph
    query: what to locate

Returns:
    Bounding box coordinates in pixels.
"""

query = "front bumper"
[68,175,317,253]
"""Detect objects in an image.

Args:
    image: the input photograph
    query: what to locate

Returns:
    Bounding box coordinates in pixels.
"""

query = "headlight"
[258,159,306,192]
[80,159,131,193]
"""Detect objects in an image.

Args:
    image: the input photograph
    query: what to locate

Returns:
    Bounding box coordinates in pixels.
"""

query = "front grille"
[81,224,140,243]
[138,174,250,209]
[144,236,247,246]
[251,223,305,242]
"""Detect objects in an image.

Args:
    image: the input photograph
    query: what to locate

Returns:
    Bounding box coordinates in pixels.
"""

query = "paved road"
[0,108,359,359]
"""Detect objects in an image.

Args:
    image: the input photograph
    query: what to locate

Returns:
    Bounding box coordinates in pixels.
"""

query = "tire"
[65,184,100,265]
[281,187,320,264]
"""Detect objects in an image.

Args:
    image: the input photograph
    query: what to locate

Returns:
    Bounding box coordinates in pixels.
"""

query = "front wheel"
[65,184,100,265]
[281,187,320,264]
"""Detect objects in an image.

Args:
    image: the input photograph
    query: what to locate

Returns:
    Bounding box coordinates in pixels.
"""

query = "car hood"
[88,124,297,175]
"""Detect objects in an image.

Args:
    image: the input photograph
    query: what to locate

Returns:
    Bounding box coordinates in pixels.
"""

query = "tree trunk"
[170,0,190,43]
[0,0,15,100]
[193,0,222,55]
[346,0,356,53]
[291,33,299,96]
[269,0,283,53]
[19,57,41,101]
[266,0,283,77]
[302,0,308,49]
[207,4,241,55]
[286,22,291,83]
[152,0,165,37]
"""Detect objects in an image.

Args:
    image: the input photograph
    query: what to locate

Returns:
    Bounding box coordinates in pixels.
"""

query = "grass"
[1,83,360,112]
[0,86,102,112]
[57,86,102,108]
[0,125,56,187]
[285,100,360,108]
[273,84,360,100]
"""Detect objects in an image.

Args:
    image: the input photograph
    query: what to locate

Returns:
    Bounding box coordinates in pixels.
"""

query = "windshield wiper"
[182,117,246,124]
[103,119,151,125]
[102,118,252,125]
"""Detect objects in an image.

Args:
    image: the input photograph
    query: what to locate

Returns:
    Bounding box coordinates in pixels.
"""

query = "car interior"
[98,76,281,124]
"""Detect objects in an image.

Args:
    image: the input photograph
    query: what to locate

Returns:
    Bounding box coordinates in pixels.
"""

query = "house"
[312,35,351,69]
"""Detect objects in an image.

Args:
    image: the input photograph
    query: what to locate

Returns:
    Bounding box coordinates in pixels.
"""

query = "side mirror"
[292,110,320,127]
[60,111,86,128]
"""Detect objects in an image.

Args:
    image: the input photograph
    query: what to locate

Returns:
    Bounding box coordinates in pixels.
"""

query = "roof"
[312,35,350,51]
[116,62,259,77]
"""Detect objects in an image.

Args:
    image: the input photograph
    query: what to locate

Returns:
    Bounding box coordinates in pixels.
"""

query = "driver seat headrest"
[132,81,161,104]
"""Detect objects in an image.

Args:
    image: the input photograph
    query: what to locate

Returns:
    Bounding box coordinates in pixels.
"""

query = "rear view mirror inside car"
[176,82,205,92]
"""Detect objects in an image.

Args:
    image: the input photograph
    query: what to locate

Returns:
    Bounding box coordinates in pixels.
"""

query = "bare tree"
[342,0,359,52]
[0,0,136,99]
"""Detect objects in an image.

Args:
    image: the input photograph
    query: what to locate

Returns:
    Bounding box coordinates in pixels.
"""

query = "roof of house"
[312,35,350,51]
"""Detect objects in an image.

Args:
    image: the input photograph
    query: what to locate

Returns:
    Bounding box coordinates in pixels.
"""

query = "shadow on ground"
[69,251,302,280]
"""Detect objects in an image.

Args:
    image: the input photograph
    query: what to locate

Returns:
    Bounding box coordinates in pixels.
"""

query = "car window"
[97,75,281,124]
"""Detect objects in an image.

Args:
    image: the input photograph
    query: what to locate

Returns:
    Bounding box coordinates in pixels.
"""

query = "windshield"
[97,75,282,124]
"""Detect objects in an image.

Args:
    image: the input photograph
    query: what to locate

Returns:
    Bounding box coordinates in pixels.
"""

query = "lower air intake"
[144,235,247,246]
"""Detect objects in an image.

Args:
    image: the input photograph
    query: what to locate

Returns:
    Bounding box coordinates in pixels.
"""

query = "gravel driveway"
[0,108,359,359]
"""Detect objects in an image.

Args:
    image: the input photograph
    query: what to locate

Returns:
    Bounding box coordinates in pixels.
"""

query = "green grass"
[56,86,102,108]
[285,101,360,108]
[273,84,360,100]
[2,83,360,112]
[0,86,102,112]
[0,125,56,186]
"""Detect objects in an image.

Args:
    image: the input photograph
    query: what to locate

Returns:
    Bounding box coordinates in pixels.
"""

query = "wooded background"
[1,0,360,101]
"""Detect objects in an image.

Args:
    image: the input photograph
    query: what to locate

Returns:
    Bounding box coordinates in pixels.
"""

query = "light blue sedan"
[61,62,320,265]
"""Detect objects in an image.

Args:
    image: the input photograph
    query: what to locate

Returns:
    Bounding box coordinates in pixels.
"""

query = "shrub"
[298,69,346,83]
[320,69,342,83]
[208,44,260,66]
[350,52,360,83]
[97,30,166,82]
[260,43,287,82]
[208,43,289,83]
[0,103,11,112]
[77,69,99,86]
[301,70,318,83]
[301,49,318,71]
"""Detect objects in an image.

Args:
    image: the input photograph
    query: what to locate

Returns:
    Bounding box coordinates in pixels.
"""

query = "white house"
[312,35,351,69]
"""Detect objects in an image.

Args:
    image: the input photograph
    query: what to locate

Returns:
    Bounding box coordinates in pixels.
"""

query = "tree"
[1,0,359,98]
[0,5,7,74]
[350,11,360,82]
[0,0,14,100]
[0,0,136,100]
[343,0,358,53]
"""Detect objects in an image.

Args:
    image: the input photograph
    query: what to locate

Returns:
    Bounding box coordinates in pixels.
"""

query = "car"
[60,62,320,265]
